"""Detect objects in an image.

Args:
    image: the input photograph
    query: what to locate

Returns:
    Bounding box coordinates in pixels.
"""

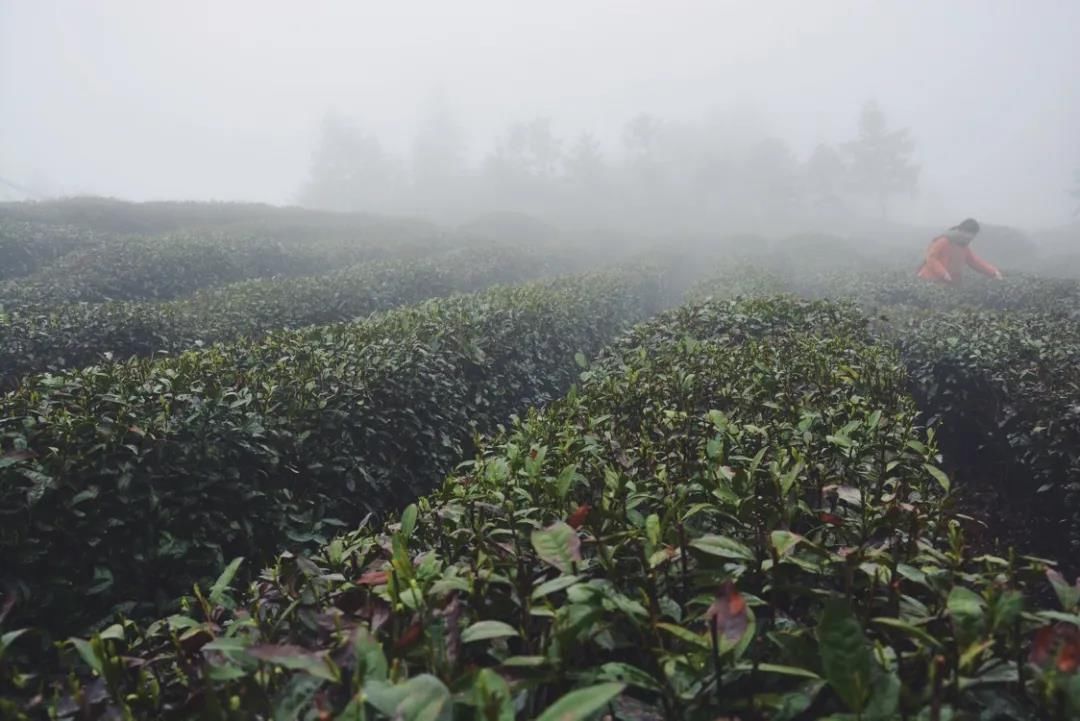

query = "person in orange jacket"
[917,218,1003,283]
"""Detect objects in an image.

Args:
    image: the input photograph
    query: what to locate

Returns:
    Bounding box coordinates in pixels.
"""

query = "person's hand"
[943,271,953,282]
[994,269,1004,280]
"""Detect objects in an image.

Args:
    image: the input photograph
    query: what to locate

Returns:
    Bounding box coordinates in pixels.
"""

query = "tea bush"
[897,308,1080,560]
[9,295,1077,719]
[0,198,436,237]
[0,269,662,638]
[0,227,444,308]
[0,221,104,282]
[0,242,575,389]
[698,267,1080,567]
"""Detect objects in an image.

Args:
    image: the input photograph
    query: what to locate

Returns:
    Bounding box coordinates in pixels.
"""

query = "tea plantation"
[2,205,1080,719]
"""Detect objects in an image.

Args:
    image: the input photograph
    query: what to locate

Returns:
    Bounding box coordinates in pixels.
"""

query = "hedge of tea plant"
[0,199,448,300]
[0,220,106,282]
[796,272,1080,564]
[7,295,1078,719]
[0,268,664,639]
[697,267,1080,567]
[0,242,576,389]
[895,308,1080,560]
[0,225,448,308]
[0,198,437,237]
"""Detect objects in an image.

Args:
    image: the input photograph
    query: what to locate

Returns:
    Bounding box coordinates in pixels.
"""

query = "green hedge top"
[9,296,1078,719]
[0,269,663,639]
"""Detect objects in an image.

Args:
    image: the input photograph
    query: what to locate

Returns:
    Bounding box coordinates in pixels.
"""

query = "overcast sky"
[2,0,1077,228]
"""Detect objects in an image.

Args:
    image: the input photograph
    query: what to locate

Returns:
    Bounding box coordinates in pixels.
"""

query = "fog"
[2,0,1078,232]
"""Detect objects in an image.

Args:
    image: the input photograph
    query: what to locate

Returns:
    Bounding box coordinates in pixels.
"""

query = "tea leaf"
[365,674,450,721]
[461,620,519,644]
[535,682,624,721]
[531,521,582,573]
[246,644,339,682]
[818,600,875,713]
[923,463,951,492]
[1047,569,1080,612]
[770,530,803,558]
[400,503,419,539]
[689,534,755,561]
[209,556,244,609]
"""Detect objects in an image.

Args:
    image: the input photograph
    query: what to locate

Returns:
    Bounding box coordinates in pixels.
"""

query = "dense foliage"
[6,295,1078,719]
[0,221,105,282]
[0,198,438,238]
[0,270,663,639]
[696,268,1080,568]
[0,227,449,307]
[0,242,576,389]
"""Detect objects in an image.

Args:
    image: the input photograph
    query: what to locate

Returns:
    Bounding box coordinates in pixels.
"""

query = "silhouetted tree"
[1071,167,1080,217]
[411,94,467,197]
[805,143,848,218]
[742,137,802,225]
[482,118,564,211]
[298,112,401,212]
[843,100,919,219]
[564,133,606,187]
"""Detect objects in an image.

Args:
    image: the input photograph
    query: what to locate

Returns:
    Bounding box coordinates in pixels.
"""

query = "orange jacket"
[917,235,999,282]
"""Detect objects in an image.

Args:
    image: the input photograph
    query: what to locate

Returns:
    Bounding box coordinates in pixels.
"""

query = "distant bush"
[0,242,576,388]
[0,220,104,281]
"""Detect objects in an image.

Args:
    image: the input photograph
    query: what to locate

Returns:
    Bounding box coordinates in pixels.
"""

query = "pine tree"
[843,101,919,219]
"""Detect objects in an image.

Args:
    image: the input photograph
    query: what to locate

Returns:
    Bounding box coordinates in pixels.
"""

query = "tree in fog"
[622,114,666,183]
[805,143,848,219]
[482,118,564,210]
[410,94,468,214]
[741,138,802,226]
[564,133,606,187]
[1071,167,1080,217]
[562,133,612,223]
[843,100,919,220]
[298,112,401,213]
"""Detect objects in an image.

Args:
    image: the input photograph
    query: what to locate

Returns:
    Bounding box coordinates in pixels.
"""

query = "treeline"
[298,100,919,235]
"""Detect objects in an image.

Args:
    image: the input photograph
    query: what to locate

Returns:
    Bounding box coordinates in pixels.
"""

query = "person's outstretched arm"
[964,247,1003,279]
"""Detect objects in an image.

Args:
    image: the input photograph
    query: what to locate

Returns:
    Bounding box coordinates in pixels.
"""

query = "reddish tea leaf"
[1029,623,1080,673]
[1059,637,1080,674]
[314,691,332,721]
[819,512,844,527]
[356,570,389,586]
[529,448,538,460]
[439,594,462,666]
[567,504,592,529]
[395,621,423,651]
[704,581,749,648]
[1,449,35,462]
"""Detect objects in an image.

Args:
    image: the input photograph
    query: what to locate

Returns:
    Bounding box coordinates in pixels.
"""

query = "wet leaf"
[461,620,519,644]
[531,521,582,573]
[246,644,339,682]
[689,534,755,561]
[535,682,624,721]
[818,599,875,713]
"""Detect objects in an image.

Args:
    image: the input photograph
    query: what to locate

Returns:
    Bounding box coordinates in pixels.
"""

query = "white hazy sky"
[1,0,1078,227]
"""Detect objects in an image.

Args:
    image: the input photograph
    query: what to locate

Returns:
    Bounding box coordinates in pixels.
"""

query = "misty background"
[2,0,1079,238]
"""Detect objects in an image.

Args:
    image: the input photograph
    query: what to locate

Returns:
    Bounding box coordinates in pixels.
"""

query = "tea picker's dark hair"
[951,218,980,234]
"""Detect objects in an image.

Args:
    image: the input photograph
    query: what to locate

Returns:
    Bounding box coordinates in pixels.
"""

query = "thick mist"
[2,1,1078,231]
